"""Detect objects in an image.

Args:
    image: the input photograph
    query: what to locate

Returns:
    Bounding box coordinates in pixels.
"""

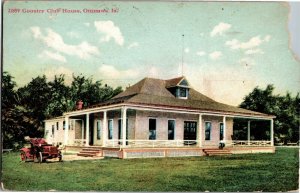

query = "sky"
[3,1,300,106]
[289,1,300,61]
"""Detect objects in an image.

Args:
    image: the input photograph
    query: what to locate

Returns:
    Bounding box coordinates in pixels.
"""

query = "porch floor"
[65,145,275,159]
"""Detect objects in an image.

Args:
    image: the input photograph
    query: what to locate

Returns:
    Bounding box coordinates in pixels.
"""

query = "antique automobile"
[20,137,62,163]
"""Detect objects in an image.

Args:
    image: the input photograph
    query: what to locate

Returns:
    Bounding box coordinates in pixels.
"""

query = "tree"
[240,85,278,113]
[46,75,71,118]
[1,72,29,149]
[17,75,51,130]
[70,74,123,109]
[275,93,299,143]
[2,72,123,149]
[238,84,299,144]
[2,72,17,109]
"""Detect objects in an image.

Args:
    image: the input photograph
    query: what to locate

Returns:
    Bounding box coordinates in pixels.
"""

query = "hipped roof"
[82,77,273,118]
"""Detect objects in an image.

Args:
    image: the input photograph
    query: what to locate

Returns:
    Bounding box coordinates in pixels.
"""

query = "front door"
[184,121,197,145]
[219,122,224,141]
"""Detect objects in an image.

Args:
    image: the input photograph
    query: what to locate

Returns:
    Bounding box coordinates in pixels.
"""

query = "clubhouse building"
[44,76,275,158]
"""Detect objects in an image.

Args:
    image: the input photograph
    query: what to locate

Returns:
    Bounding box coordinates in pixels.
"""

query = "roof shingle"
[90,77,273,118]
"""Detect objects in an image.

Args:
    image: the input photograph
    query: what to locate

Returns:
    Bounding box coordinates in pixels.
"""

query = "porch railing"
[227,140,272,147]
[70,139,272,147]
[73,139,87,146]
[106,139,199,148]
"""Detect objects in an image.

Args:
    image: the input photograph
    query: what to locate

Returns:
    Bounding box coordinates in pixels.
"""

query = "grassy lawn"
[2,147,299,192]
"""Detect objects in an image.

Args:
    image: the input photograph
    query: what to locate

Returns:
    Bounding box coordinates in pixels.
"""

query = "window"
[168,120,175,140]
[108,119,113,140]
[176,87,189,99]
[149,119,156,140]
[51,125,55,136]
[96,120,101,140]
[220,123,224,140]
[70,120,73,130]
[63,121,71,130]
[45,130,49,138]
[56,122,59,130]
[118,119,129,145]
[205,122,211,140]
[179,88,187,97]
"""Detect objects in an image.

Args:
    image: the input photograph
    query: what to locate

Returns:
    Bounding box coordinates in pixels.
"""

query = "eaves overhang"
[124,102,276,120]
[62,100,275,120]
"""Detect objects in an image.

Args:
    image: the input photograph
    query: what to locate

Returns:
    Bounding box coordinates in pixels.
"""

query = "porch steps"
[203,149,232,156]
[77,147,103,157]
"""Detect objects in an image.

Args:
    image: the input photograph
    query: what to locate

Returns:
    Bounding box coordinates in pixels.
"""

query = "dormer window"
[177,87,188,99]
[166,77,190,99]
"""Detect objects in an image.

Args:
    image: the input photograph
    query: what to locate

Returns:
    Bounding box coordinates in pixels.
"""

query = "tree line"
[2,72,122,149]
[2,72,299,149]
[233,85,299,144]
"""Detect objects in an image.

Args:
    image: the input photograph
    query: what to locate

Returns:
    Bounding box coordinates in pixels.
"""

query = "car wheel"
[58,153,63,162]
[20,151,27,162]
[37,152,43,164]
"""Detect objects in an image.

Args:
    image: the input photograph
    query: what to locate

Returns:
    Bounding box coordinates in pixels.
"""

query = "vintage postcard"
[1,0,299,192]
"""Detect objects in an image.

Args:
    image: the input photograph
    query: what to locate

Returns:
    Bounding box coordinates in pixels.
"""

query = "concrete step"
[77,153,96,157]
[203,149,232,156]
[77,147,102,157]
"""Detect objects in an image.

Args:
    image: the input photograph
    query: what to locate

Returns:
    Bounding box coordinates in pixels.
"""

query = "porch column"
[122,107,127,147]
[223,116,227,144]
[64,116,69,145]
[198,113,203,147]
[270,119,274,146]
[81,119,84,145]
[85,113,90,147]
[102,111,107,147]
[247,121,251,145]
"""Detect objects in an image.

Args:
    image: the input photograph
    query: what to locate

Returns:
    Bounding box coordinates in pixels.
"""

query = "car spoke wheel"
[58,153,63,162]
[20,151,27,162]
[38,152,43,164]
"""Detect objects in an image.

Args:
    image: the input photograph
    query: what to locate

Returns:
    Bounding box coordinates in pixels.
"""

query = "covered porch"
[62,103,275,151]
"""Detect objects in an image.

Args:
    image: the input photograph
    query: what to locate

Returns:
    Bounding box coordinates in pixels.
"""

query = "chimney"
[76,100,83,110]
